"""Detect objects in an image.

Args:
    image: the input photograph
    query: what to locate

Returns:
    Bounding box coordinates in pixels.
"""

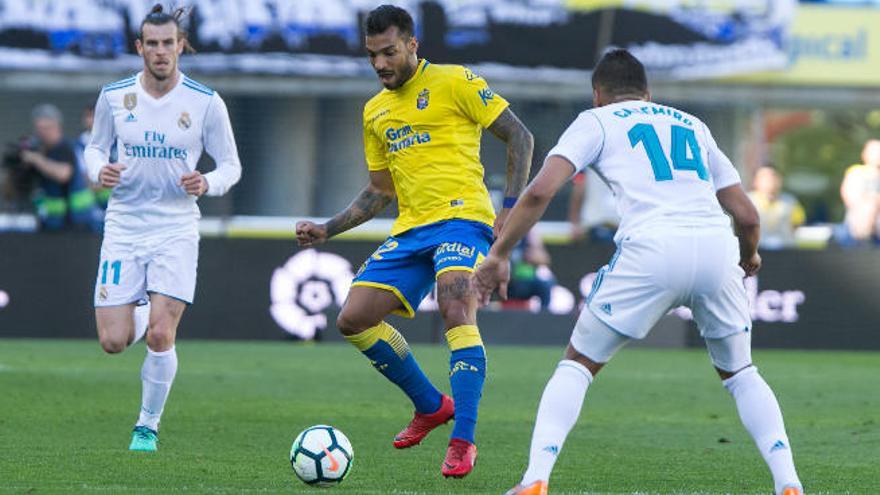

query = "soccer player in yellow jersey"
[296,5,534,478]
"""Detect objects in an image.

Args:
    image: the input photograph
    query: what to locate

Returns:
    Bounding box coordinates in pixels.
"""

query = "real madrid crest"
[99,286,108,301]
[416,88,430,110]
[123,93,137,111]
[178,111,191,130]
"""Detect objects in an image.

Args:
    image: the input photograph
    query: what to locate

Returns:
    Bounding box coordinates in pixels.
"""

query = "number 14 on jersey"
[628,124,708,182]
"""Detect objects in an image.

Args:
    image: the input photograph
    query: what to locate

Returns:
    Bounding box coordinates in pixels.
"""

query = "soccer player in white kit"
[84,5,241,452]
[473,50,804,495]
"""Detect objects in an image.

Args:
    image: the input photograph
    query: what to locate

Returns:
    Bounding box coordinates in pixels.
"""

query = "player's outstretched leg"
[131,295,184,452]
[708,333,803,495]
[514,358,592,490]
[441,324,485,478]
[344,321,450,447]
[436,269,486,478]
[723,366,803,495]
[338,287,449,449]
[508,310,627,493]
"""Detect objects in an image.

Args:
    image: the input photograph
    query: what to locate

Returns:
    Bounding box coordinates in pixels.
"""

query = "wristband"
[502,196,518,208]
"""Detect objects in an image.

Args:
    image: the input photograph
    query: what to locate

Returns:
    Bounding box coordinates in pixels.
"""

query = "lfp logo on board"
[270,250,354,340]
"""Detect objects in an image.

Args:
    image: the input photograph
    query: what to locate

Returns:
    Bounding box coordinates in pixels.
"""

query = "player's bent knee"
[705,331,752,379]
[563,344,605,376]
[95,318,132,354]
[335,310,376,336]
[569,308,630,368]
[145,317,176,351]
[98,333,128,354]
[146,329,174,351]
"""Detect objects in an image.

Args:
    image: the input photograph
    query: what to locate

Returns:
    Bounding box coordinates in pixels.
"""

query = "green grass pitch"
[0,339,877,494]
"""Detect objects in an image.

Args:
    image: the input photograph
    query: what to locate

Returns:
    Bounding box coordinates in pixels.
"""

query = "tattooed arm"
[486,107,534,236]
[296,169,395,247]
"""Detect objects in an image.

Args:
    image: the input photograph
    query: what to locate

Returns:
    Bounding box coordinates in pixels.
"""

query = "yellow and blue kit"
[353,59,509,316]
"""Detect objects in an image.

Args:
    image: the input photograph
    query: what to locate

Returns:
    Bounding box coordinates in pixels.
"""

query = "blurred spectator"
[838,139,880,246]
[568,169,618,243]
[747,165,805,249]
[20,104,98,231]
[75,105,94,160]
[75,105,111,210]
[506,230,556,310]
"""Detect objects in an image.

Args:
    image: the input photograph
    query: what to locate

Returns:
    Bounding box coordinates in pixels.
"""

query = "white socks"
[517,360,800,493]
[724,366,801,494]
[521,360,593,486]
[137,346,178,431]
[132,303,150,345]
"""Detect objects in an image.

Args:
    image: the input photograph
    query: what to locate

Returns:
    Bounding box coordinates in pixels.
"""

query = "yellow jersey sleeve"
[363,109,388,171]
[450,66,509,128]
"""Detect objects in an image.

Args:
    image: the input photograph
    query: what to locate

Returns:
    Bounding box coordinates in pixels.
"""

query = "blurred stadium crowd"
[3,100,879,249]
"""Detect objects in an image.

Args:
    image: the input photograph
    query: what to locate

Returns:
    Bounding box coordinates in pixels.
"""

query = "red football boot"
[393,394,454,449]
[441,438,477,478]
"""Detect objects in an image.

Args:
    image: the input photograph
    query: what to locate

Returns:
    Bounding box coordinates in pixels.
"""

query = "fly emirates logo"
[124,131,188,160]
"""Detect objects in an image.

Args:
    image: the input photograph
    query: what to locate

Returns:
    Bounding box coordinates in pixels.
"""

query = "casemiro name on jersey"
[123,130,188,160]
[612,104,694,127]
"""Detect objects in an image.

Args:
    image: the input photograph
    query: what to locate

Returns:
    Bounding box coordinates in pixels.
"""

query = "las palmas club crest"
[417,88,430,110]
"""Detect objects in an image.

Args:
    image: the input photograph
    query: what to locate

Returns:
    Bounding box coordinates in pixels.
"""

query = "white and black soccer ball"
[289,425,354,486]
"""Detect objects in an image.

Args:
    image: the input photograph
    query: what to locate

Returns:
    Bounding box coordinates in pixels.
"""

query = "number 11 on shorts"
[101,260,122,285]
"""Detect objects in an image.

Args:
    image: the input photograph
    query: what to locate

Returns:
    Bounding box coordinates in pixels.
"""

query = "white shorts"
[94,233,199,307]
[585,227,751,340]
[571,308,753,372]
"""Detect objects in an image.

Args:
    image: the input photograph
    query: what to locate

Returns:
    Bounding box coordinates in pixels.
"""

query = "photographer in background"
[19,104,98,231]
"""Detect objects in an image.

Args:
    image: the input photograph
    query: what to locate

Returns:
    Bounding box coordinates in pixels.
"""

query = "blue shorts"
[352,219,493,317]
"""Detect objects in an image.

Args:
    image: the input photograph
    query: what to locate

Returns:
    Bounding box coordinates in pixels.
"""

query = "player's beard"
[386,60,417,90]
[148,59,176,81]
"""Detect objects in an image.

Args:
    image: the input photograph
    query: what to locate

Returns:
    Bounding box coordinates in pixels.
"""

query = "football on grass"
[290,425,353,486]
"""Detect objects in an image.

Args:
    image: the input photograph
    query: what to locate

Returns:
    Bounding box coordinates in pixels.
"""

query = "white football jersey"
[85,71,241,240]
[549,100,741,242]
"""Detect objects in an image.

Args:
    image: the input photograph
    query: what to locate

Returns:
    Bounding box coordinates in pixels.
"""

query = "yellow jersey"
[363,59,509,235]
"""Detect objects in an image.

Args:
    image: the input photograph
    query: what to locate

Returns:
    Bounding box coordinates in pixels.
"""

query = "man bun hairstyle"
[365,4,414,38]
[591,48,648,97]
[140,3,195,53]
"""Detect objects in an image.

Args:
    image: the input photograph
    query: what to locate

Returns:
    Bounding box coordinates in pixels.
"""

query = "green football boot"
[129,425,158,452]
